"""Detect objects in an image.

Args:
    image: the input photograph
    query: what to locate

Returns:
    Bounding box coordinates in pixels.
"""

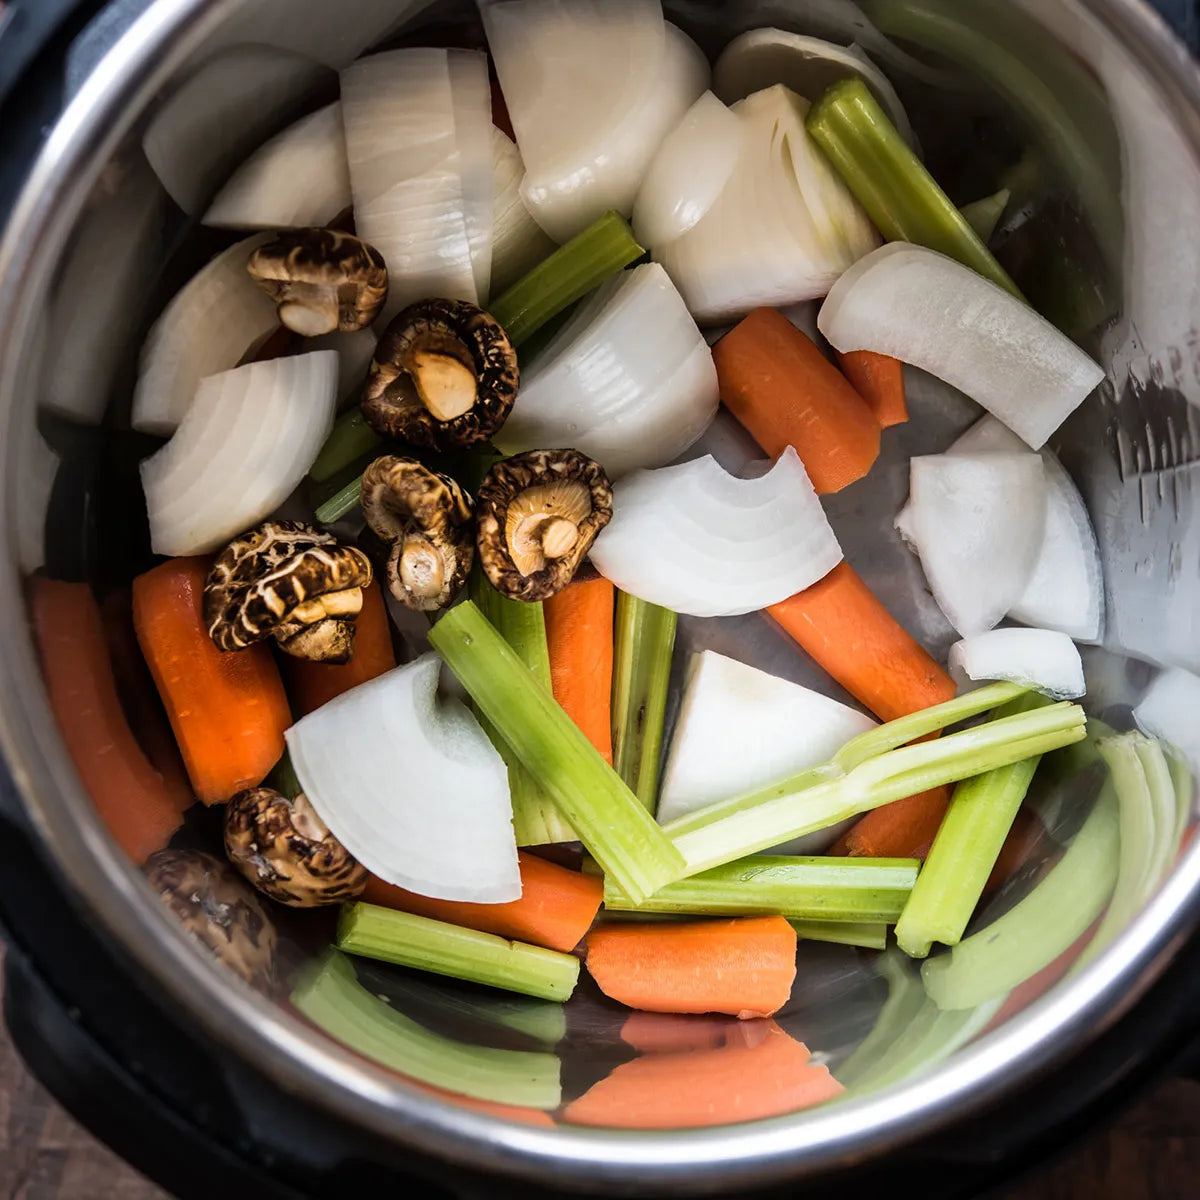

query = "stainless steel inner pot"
[1,0,1199,1192]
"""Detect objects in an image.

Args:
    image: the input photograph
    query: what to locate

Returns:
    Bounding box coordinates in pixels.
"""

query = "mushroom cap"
[476,449,613,602]
[224,787,368,908]
[204,521,374,662]
[247,228,388,335]
[362,299,518,453]
[144,849,278,992]
[361,455,475,612]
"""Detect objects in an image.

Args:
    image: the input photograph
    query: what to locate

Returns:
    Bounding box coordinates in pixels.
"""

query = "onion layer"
[132,234,279,437]
[590,447,842,618]
[949,628,1085,700]
[818,243,1105,448]
[287,654,520,903]
[306,328,378,409]
[497,263,718,477]
[141,351,338,556]
[491,129,557,295]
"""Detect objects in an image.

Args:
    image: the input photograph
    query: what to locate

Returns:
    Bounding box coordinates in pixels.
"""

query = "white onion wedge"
[908,451,1046,637]
[658,650,875,854]
[448,50,495,304]
[141,351,337,556]
[632,92,743,248]
[203,103,351,230]
[948,629,1085,700]
[497,263,718,476]
[307,328,378,408]
[654,85,879,324]
[491,129,556,295]
[713,28,914,146]
[131,234,279,436]
[287,654,520,903]
[1134,668,1200,778]
[590,447,842,617]
[818,243,1105,448]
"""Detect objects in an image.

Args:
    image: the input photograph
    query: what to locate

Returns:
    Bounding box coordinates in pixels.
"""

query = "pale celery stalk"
[666,688,1084,875]
[835,951,928,1087]
[791,921,889,950]
[314,472,363,525]
[290,951,562,1108]
[611,591,677,813]
[337,903,579,1003]
[960,187,1011,242]
[895,693,1048,959]
[603,855,918,923]
[923,784,1119,1010]
[489,211,644,348]
[469,572,574,845]
[1137,737,1180,892]
[429,601,685,903]
[310,409,383,485]
[806,78,1022,296]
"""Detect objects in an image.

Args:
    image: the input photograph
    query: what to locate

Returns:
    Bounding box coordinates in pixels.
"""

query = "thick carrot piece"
[585,916,797,1019]
[713,307,880,494]
[543,578,614,764]
[282,580,396,716]
[831,786,952,859]
[30,577,188,862]
[563,1024,842,1129]
[132,558,291,806]
[361,850,603,954]
[836,350,908,428]
[983,808,1047,898]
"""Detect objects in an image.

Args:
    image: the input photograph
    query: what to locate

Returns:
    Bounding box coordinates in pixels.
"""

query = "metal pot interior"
[1,0,1199,1190]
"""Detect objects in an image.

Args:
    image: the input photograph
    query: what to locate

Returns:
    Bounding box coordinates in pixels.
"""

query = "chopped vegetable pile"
[31,0,1197,1135]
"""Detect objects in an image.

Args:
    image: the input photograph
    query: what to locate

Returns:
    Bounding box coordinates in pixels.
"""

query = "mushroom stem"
[279,293,340,337]
[411,349,479,422]
[539,518,580,560]
[397,533,447,600]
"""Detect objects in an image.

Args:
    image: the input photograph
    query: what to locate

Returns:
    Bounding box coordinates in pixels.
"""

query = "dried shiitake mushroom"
[205,521,373,665]
[247,228,388,335]
[361,455,474,611]
[475,449,613,602]
[224,786,367,908]
[144,849,278,992]
[362,299,518,452]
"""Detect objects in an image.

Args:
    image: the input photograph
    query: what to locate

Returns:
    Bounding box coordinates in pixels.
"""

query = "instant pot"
[2,1,1200,1196]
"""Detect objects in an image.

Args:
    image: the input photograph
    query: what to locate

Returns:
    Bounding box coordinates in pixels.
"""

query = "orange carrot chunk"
[563,1023,843,1129]
[30,577,189,862]
[543,577,615,763]
[836,349,908,428]
[585,916,797,1019]
[713,307,880,494]
[361,850,603,954]
[282,579,396,716]
[831,786,952,859]
[132,557,291,805]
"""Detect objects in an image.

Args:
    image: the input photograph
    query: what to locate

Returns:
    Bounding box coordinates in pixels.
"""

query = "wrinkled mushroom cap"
[205,521,374,664]
[247,228,388,336]
[224,787,367,908]
[361,455,475,611]
[476,449,613,601]
[362,299,518,452]
[144,849,278,992]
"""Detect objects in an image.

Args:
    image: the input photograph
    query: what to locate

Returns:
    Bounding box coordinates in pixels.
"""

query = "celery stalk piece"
[806,78,1022,297]
[922,784,1119,1010]
[310,409,384,484]
[468,572,574,846]
[266,748,303,800]
[291,951,562,1108]
[429,601,686,903]
[960,188,1011,243]
[666,694,1085,875]
[314,472,363,525]
[611,592,677,813]
[895,694,1048,959]
[791,921,889,950]
[1137,737,1180,892]
[489,211,644,349]
[1168,749,1193,861]
[338,903,580,1003]
[835,951,928,1087]
[603,855,918,923]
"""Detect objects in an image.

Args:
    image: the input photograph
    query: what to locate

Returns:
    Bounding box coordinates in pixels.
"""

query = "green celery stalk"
[923,783,1120,1010]
[603,855,918,923]
[314,472,363,525]
[1136,737,1180,892]
[290,951,562,1108]
[490,211,644,348]
[266,749,303,800]
[468,572,574,845]
[960,188,1010,243]
[806,78,1022,296]
[895,693,1048,959]
[429,601,685,903]
[666,689,1085,875]
[835,951,928,1087]
[791,921,889,950]
[611,592,677,813]
[338,903,580,1003]
[310,409,384,485]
